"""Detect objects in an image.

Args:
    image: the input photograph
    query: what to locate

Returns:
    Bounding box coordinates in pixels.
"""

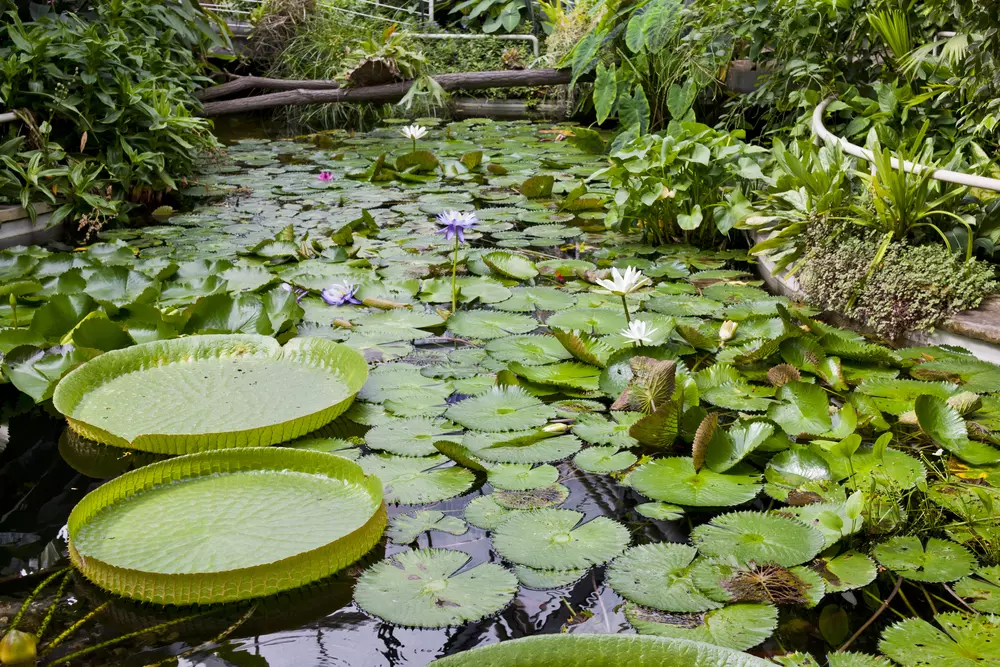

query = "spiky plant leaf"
[354,549,516,628]
[691,511,825,567]
[514,565,588,590]
[607,543,723,612]
[915,394,1000,465]
[494,483,570,510]
[487,463,559,490]
[879,613,1000,666]
[464,494,523,530]
[447,311,538,340]
[365,417,456,456]
[68,448,385,605]
[629,457,762,507]
[625,602,778,651]
[446,387,556,432]
[627,357,677,414]
[819,335,900,365]
[629,402,680,448]
[54,335,368,453]
[874,536,976,582]
[359,453,475,505]
[574,446,637,473]
[551,328,613,367]
[386,510,468,544]
[677,322,720,351]
[486,334,574,366]
[428,634,774,666]
[692,413,719,473]
[492,509,629,569]
[767,364,801,387]
[910,356,1000,393]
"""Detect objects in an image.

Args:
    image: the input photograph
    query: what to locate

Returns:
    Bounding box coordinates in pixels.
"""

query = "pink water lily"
[317,170,334,182]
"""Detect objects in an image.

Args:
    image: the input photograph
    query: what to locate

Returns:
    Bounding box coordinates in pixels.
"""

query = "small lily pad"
[360,453,475,505]
[691,511,825,567]
[625,602,778,651]
[629,457,762,507]
[874,536,976,582]
[494,483,570,509]
[386,510,468,544]
[492,509,629,570]
[574,446,637,473]
[608,543,723,612]
[488,463,559,490]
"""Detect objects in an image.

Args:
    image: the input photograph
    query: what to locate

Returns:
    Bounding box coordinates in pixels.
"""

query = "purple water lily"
[280,282,308,303]
[317,170,334,182]
[321,282,362,306]
[436,210,478,243]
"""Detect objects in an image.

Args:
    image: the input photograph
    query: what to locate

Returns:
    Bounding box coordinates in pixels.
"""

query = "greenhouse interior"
[3,0,1000,665]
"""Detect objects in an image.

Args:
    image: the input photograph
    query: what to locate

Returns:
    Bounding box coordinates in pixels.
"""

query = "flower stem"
[620,295,631,323]
[411,138,416,152]
[451,236,460,314]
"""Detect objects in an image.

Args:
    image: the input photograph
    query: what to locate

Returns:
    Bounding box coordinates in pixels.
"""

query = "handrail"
[409,33,540,58]
[811,96,1000,193]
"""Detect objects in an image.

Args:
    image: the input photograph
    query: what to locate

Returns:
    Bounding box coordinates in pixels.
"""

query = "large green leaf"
[625,602,778,651]
[447,310,538,340]
[359,453,475,504]
[607,543,722,612]
[874,536,976,583]
[916,394,1000,465]
[629,457,761,506]
[365,417,457,456]
[486,334,573,366]
[429,635,773,666]
[53,335,368,453]
[491,509,629,570]
[691,511,825,567]
[879,613,1000,666]
[68,448,385,605]
[445,387,556,431]
[767,382,832,437]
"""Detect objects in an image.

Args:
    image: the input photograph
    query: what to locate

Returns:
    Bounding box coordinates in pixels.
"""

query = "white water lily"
[620,320,658,346]
[719,320,738,342]
[400,124,428,141]
[595,266,651,296]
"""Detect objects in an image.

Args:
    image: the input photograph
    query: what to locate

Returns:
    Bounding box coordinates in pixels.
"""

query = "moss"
[800,225,999,340]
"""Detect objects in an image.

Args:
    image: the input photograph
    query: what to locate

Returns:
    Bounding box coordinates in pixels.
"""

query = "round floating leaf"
[492,509,629,569]
[464,494,523,530]
[68,448,385,605]
[365,417,456,456]
[486,334,573,365]
[514,565,588,590]
[447,310,539,340]
[429,634,774,666]
[385,510,468,545]
[636,502,685,521]
[608,543,722,612]
[780,496,863,549]
[494,483,570,509]
[625,602,778,651]
[509,361,601,392]
[879,612,1000,666]
[573,412,642,448]
[546,308,627,335]
[360,453,475,505]
[702,382,775,412]
[463,430,583,464]
[445,387,556,432]
[574,446,637,473]
[767,382,832,437]
[488,463,559,490]
[354,549,516,628]
[955,566,1000,613]
[874,536,976,582]
[812,551,878,592]
[493,287,576,313]
[691,512,825,567]
[54,335,368,454]
[483,251,539,280]
[629,457,762,507]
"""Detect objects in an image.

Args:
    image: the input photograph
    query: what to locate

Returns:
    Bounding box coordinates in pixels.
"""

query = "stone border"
[0,203,61,249]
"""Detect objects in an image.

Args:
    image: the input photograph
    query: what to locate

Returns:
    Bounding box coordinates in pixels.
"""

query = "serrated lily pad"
[54,335,368,453]
[447,310,538,340]
[354,549,516,628]
[625,602,778,651]
[485,334,573,365]
[874,536,976,582]
[385,510,468,544]
[464,494,523,530]
[955,566,1000,613]
[574,446,637,473]
[68,448,385,605]
[608,543,722,612]
[365,417,456,456]
[691,511,825,567]
[513,565,588,589]
[629,457,762,507]
[494,483,570,509]
[879,613,1000,666]
[487,463,559,490]
[446,387,556,431]
[492,509,629,569]
[360,453,475,504]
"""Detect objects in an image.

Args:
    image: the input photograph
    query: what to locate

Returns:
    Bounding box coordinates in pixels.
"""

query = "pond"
[2,118,998,667]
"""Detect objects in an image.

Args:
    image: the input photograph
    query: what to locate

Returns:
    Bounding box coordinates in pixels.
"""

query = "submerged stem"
[39,601,111,657]
[36,570,73,641]
[7,567,69,632]
[838,575,903,652]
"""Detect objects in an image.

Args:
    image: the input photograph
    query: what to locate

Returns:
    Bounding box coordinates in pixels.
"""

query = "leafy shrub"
[0,0,226,226]
[800,225,998,340]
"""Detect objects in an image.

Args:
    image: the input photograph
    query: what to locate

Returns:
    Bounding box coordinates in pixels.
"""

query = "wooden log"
[199,68,572,117]
[196,75,341,101]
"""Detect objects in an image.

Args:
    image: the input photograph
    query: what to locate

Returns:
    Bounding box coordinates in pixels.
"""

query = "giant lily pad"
[354,549,516,628]
[53,335,368,453]
[68,448,386,605]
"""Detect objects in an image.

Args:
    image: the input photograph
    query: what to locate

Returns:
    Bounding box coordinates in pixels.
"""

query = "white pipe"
[811,96,1000,193]
[0,112,15,125]
[409,32,539,57]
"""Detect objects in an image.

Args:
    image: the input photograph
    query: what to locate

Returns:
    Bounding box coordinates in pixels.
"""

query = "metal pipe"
[409,32,540,57]
[0,112,16,125]
[317,2,411,24]
[812,96,1000,193]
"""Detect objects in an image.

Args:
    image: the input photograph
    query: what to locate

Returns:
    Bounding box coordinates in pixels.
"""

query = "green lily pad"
[573,412,642,448]
[509,361,601,392]
[68,448,385,605]
[574,446,637,473]
[54,335,368,453]
[354,549,516,628]
[492,287,576,313]
[359,453,475,505]
[483,251,539,280]
[463,431,583,464]
[954,566,1000,613]
[879,613,1000,666]
[546,308,627,335]
[625,602,778,651]
[691,511,825,567]
[446,387,556,432]
[916,394,1000,465]
[629,457,762,507]
[464,494,524,530]
[494,483,570,509]
[447,310,538,340]
[492,509,629,570]
[486,334,574,365]
[767,382,832,437]
[608,543,722,612]
[874,536,976,582]
[635,502,685,521]
[365,417,456,456]
[487,463,559,490]
[811,551,878,592]
[513,565,588,590]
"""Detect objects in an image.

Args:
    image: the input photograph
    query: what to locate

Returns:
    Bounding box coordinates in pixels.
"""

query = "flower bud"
[542,423,569,434]
[719,320,738,342]
[1,630,38,665]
